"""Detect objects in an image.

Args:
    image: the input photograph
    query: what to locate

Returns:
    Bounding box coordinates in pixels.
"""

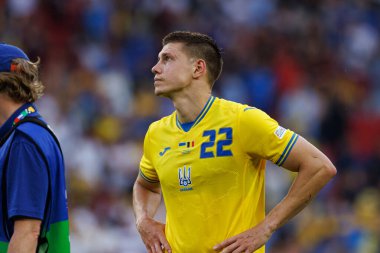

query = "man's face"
[151,42,194,97]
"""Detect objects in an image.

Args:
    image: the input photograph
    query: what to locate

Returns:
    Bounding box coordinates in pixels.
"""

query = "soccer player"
[133,31,336,253]
[0,43,70,253]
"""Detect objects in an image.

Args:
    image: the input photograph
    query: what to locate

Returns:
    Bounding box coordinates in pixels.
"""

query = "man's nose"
[151,63,160,74]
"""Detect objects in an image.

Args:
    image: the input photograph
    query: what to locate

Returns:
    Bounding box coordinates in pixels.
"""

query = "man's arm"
[214,136,337,252]
[264,136,336,231]
[7,218,41,253]
[133,174,172,253]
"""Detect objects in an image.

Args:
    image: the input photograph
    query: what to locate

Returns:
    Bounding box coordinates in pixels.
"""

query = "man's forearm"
[133,178,162,224]
[265,160,336,232]
[8,234,38,253]
[8,219,41,253]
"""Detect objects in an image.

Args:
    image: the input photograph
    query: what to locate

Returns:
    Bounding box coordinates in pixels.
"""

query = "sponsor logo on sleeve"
[274,126,287,139]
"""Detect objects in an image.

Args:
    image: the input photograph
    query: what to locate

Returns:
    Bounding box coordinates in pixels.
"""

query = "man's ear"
[193,59,207,79]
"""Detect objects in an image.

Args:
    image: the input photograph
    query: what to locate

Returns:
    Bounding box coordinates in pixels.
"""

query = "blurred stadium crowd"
[1,0,380,252]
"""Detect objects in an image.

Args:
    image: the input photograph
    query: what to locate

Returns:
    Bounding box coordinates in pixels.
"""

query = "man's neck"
[0,95,23,125]
[172,90,212,123]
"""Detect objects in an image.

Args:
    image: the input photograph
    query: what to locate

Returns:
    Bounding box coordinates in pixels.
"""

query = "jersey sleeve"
[6,132,49,220]
[139,126,159,183]
[237,107,298,166]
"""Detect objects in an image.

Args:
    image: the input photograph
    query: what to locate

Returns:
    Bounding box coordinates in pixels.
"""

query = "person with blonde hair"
[0,43,70,253]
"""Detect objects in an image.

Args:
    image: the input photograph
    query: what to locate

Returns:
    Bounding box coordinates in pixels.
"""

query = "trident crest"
[178,166,192,187]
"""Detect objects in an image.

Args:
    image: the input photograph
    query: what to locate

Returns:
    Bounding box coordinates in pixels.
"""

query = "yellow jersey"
[140,96,298,253]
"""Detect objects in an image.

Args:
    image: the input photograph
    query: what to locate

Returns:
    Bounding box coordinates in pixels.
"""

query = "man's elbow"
[322,160,337,180]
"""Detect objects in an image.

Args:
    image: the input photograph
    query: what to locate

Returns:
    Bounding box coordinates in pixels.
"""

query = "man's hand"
[213,222,272,253]
[136,216,172,253]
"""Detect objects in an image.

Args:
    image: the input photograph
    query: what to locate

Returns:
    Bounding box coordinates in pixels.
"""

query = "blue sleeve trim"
[276,133,299,166]
[139,170,159,183]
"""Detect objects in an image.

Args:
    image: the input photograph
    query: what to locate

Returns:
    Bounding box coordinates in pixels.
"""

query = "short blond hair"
[0,58,44,103]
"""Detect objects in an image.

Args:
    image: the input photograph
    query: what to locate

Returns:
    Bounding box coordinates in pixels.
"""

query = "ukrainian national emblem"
[178,166,192,191]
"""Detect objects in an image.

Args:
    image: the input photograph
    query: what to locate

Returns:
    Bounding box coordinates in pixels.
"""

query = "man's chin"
[154,89,162,96]
[154,89,168,97]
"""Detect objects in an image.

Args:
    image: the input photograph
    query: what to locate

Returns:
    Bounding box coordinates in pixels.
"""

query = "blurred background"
[1,0,380,252]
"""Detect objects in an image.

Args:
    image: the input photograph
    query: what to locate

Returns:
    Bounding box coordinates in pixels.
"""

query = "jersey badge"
[243,107,256,112]
[178,165,192,191]
[179,141,195,154]
[274,126,287,139]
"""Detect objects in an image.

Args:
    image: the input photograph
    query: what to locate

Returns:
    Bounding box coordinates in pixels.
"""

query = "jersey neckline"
[175,96,216,132]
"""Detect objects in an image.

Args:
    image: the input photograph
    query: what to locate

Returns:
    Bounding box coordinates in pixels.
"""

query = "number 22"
[200,127,233,158]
